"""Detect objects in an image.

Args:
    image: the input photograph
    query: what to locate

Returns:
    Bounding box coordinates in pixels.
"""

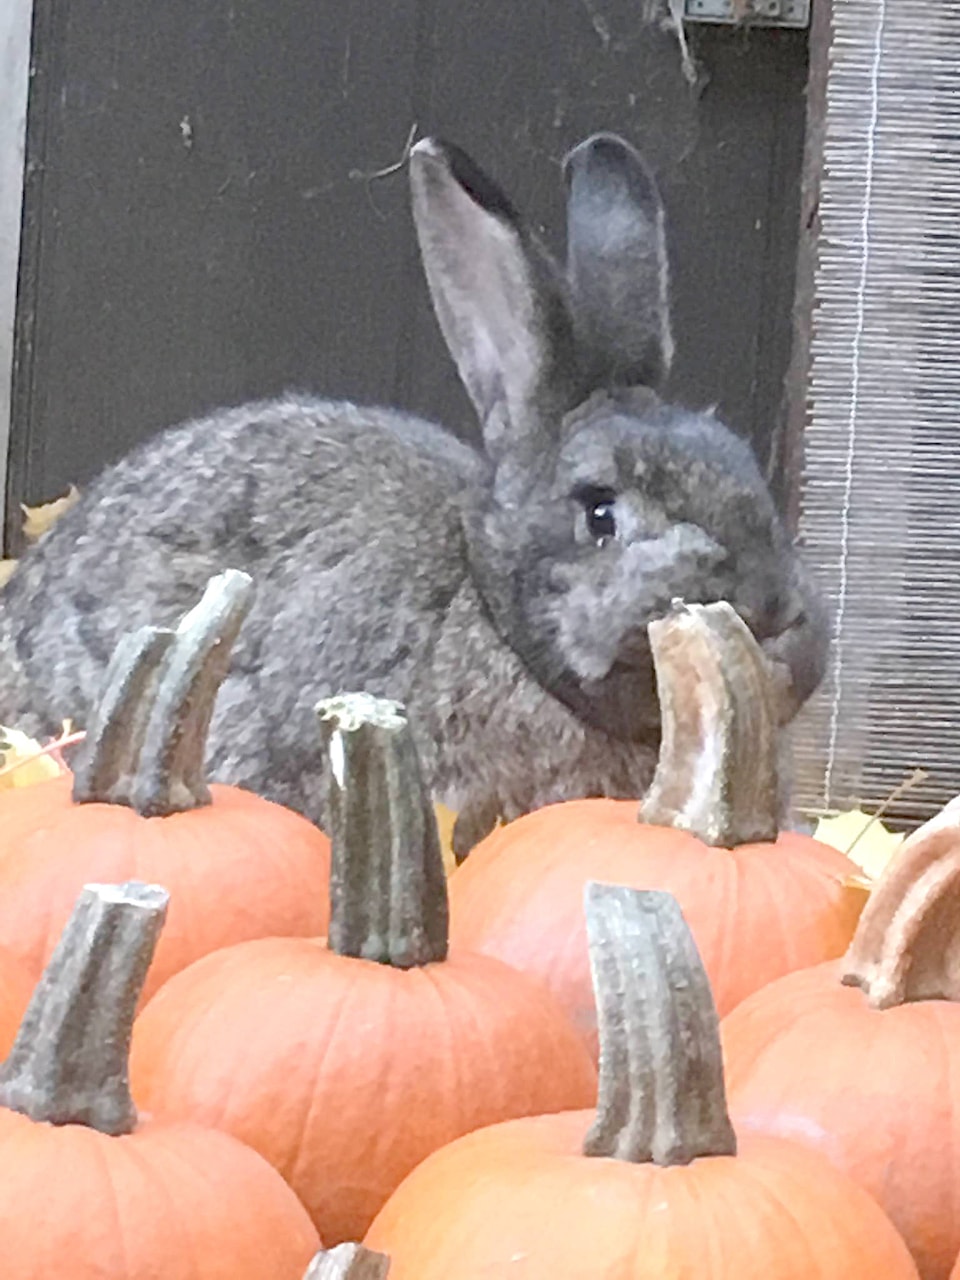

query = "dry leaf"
[814,807,905,885]
[0,484,79,586]
[21,485,80,542]
[0,725,67,788]
[0,721,84,789]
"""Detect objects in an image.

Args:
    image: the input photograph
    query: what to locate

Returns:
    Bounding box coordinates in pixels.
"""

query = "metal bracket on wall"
[683,0,810,26]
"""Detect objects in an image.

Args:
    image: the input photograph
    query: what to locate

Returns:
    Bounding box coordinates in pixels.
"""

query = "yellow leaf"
[0,725,66,788]
[434,803,459,877]
[21,485,80,543]
[0,559,17,588]
[814,807,905,885]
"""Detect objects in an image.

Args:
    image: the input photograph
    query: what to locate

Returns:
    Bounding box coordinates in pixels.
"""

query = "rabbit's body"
[0,133,828,852]
[0,394,655,838]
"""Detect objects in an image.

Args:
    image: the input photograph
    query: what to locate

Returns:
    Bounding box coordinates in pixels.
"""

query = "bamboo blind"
[794,0,960,825]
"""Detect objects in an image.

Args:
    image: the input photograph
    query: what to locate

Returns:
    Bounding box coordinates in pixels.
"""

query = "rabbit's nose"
[732,589,787,643]
[759,592,811,647]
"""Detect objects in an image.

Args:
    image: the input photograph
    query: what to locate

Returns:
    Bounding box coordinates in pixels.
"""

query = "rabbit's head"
[410,133,827,741]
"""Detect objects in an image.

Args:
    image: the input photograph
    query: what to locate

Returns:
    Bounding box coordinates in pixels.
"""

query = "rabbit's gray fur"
[0,132,827,852]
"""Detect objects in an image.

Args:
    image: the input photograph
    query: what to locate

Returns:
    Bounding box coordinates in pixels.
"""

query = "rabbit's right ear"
[564,133,674,389]
[409,138,580,469]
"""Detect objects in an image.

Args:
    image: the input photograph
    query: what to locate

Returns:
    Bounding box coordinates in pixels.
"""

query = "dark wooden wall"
[7,0,809,550]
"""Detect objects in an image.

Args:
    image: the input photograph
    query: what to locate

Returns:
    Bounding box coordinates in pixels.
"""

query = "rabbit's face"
[474,390,819,740]
[411,131,829,738]
[556,394,799,647]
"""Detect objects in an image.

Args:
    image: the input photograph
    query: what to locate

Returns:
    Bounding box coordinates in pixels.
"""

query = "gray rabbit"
[0,132,827,854]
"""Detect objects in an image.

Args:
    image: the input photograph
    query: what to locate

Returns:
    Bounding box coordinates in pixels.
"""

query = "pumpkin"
[448,600,864,1056]
[0,943,33,1059]
[0,878,319,1278]
[130,692,597,1245]
[305,1245,390,1279]
[722,793,960,1280]
[0,571,330,1001]
[365,882,917,1279]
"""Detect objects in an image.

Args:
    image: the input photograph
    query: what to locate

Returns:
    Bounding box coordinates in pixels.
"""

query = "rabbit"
[0,131,828,855]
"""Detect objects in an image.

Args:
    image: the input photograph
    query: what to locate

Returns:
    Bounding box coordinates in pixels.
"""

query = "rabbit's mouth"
[548,647,664,742]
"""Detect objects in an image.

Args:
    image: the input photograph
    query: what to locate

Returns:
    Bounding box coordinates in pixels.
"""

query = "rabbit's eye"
[586,499,617,545]
[574,484,619,546]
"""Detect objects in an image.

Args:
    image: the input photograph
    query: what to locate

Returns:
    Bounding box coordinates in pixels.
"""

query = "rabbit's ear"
[563,133,674,389]
[410,137,579,465]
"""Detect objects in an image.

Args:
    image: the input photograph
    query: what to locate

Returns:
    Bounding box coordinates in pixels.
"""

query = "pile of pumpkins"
[0,568,956,1279]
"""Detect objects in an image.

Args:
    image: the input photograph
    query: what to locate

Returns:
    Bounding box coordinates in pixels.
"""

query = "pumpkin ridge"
[672,1157,732,1276]
[738,844,799,989]
[929,1003,960,1247]
[108,1125,213,1274]
[721,1145,834,1278]
[721,998,820,1097]
[287,964,361,1190]
[89,1128,132,1275]
[137,1124,259,1263]
[419,959,470,1135]
[712,847,742,1009]
[235,948,345,1175]
[625,1154,657,1274]
[144,799,321,954]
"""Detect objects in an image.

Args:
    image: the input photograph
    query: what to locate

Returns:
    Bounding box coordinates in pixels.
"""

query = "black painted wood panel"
[8,1,809,548]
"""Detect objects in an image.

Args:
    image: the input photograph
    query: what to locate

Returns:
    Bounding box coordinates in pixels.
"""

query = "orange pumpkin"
[0,944,33,1059]
[0,878,319,1278]
[366,883,917,1280]
[131,693,597,1245]
[0,571,330,1001]
[722,795,960,1280]
[449,601,863,1055]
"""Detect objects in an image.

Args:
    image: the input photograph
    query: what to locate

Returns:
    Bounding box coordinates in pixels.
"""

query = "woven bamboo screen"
[793,0,960,825]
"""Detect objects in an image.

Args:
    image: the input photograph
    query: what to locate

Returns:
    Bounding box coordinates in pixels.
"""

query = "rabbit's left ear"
[564,133,674,389]
[409,137,581,470]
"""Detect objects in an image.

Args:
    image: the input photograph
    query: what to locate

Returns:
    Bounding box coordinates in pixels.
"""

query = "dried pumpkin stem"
[304,1244,391,1280]
[639,600,780,846]
[0,880,169,1135]
[72,569,253,816]
[842,795,960,1009]
[582,882,736,1165]
[318,693,448,967]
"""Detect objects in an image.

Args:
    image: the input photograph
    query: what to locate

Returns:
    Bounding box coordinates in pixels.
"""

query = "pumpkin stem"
[317,692,448,967]
[842,795,960,1009]
[71,570,253,816]
[0,880,169,1135]
[638,600,780,846]
[304,1244,391,1279]
[582,882,736,1165]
